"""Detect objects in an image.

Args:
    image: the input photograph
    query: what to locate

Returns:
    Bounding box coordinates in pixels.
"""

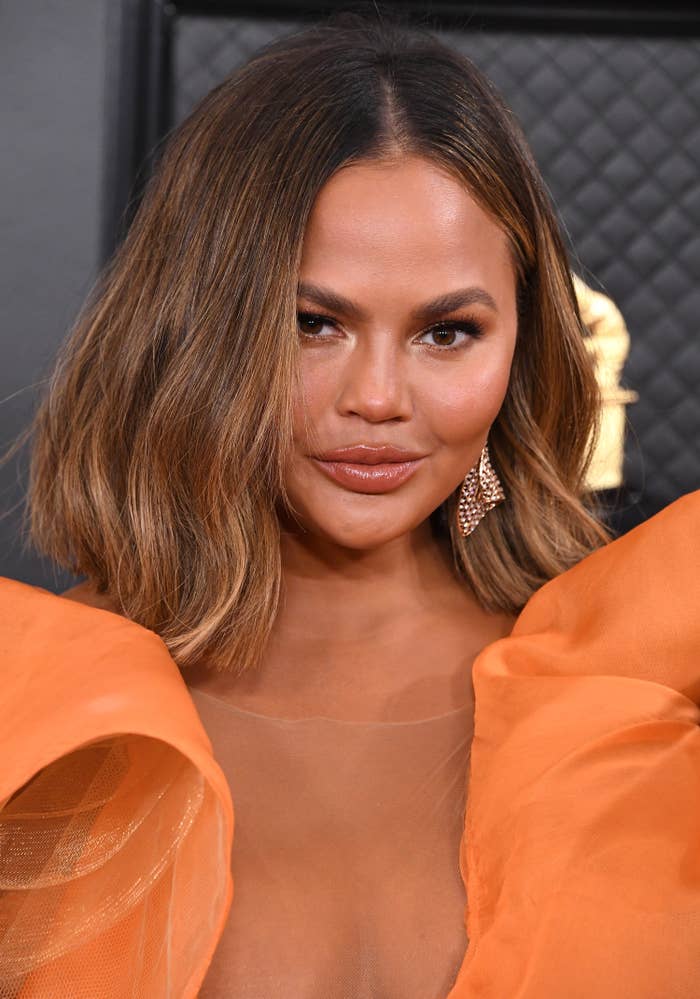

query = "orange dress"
[1,488,699,998]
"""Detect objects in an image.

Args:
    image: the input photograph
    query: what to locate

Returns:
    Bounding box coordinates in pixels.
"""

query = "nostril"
[337,374,410,422]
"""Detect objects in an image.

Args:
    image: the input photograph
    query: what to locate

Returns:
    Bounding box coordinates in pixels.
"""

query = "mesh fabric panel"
[187,690,473,999]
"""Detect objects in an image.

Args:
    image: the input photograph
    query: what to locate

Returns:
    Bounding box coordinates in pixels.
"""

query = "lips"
[309,445,426,494]
[313,445,426,464]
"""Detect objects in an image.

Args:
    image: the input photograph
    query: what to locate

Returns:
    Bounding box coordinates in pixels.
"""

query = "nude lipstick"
[309,444,426,495]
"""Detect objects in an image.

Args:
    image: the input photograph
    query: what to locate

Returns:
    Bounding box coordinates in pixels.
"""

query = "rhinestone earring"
[457,440,506,538]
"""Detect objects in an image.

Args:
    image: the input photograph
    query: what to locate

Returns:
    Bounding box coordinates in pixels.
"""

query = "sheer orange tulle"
[1,487,699,998]
[187,692,473,998]
[0,735,225,997]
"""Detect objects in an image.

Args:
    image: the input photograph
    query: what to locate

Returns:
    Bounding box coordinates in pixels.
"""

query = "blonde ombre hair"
[17,9,613,674]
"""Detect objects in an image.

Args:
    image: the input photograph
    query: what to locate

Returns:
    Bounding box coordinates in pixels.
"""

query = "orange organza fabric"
[0,487,699,998]
[0,593,233,998]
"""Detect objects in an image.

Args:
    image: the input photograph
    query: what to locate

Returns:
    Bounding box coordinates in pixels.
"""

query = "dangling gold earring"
[457,440,506,538]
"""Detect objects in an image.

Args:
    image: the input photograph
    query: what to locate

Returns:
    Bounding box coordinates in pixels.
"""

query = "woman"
[1,10,699,998]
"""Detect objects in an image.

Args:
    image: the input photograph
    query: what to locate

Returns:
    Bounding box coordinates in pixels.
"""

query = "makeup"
[310,457,425,494]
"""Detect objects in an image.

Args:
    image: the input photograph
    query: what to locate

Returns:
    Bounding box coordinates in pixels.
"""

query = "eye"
[417,319,485,351]
[297,312,338,338]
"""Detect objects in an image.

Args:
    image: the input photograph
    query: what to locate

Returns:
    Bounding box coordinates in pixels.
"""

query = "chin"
[323,527,405,551]
[294,506,429,550]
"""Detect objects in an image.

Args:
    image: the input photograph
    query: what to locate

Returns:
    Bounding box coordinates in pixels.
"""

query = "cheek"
[422,355,512,447]
[291,362,332,443]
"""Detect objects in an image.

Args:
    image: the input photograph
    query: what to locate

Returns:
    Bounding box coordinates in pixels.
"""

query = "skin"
[64,153,519,721]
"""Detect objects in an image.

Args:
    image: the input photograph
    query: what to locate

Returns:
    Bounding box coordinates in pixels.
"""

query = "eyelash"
[296,312,485,352]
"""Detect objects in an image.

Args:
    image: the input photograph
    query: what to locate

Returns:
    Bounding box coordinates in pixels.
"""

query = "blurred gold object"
[573,274,639,492]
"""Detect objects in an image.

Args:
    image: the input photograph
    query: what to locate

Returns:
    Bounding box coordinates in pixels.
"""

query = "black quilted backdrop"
[172,16,700,524]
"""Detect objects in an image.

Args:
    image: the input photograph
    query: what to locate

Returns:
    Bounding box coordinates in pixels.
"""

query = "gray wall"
[0,0,108,589]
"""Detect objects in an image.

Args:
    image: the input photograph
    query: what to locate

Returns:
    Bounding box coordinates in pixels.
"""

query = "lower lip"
[311,458,425,494]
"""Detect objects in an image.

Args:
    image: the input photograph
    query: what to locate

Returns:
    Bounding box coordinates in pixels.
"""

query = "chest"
[189,688,473,999]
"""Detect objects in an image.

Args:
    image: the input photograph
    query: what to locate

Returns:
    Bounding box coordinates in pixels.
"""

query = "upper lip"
[312,444,427,464]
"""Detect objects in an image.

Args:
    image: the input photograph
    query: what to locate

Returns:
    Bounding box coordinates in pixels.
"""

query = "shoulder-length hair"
[19,8,612,674]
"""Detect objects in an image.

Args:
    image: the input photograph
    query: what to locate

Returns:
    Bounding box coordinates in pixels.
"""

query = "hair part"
[14,6,612,673]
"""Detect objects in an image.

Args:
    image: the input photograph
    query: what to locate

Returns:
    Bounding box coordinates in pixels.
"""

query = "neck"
[275,518,462,645]
[185,517,514,720]
[245,518,489,717]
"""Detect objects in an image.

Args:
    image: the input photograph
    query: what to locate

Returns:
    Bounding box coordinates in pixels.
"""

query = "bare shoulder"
[60,580,122,616]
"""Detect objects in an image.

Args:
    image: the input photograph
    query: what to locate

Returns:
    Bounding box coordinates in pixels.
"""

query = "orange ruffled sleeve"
[0,580,234,999]
[453,488,700,998]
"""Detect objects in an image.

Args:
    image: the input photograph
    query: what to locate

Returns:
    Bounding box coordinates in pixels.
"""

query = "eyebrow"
[296,281,499,323]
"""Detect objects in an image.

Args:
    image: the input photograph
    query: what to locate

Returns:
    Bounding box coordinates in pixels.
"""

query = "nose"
[335,335,412,423]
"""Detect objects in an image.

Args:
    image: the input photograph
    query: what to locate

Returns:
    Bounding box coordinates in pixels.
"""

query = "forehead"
[300,155,514,290]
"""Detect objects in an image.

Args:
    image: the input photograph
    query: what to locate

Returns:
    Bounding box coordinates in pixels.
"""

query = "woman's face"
[282,154,518,550]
